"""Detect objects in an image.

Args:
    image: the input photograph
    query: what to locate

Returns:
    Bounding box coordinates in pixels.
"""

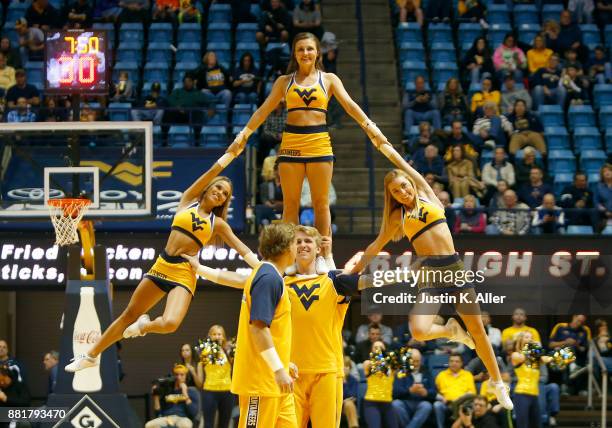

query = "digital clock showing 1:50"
[45,30,108,94]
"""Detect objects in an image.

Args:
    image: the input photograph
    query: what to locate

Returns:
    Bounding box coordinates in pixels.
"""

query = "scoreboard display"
[45,30,108,94]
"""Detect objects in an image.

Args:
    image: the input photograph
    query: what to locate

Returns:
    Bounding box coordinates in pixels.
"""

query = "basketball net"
[48,198,92,246]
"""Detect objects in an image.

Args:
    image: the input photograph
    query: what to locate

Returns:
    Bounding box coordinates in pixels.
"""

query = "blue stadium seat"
[147,42,173,63]
[207,105,227,126]
[399,42,426,62]
[513,4,539,25]
[488,23,512,46]
[117,42,143,64]
[176,42,201,63]
[149,22,173,44]
[2,22,19,45]
[119,23,144,44]
[401,60,428,84]
[599,106,612,129]
[144,62,170,83]
[236,23,258,43]
[606,128,612,154]
[458,23,483,45]
[24,62,43,86]
[178,23,202,44]
[108,102,132,121]
[405,80,431,93]
[542,4,563,23]
[201,126,228,146]
[539,105,565,127]
[580,24,601,47]
[580,149,607,172]
[606,25,612,48]
[553,172,574,195]
[488,4,510,24]
[566,225,594,235]
[168,126,193,147]
[396,22,422,43]
[250,3,261,20]
[427,23,452,45]
[430,43,455,62]
[593,84,612,109]
[427,354,449,371]
[92,23,115,49]
[207,22,231,42]
[235,42,261,67]
[460,42,472,55]
[6,2,28,23]
[517,24,541,45]
[142,81,168,96]
[232,104,255,126]
[208,3,231,23]
[573,127,601,151]
[432,62,458,85]
[112,61,139,82]
[602,225,612,235]
[206,42,232,67]
[173,61,198,83]
[548,149,576,173]
[568,105,596,130]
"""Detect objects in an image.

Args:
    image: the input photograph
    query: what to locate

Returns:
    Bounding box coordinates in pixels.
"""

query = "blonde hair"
[208,324,227,348]
[173,364,188,374]
[513,331,533,352]
[294,225,322,248]
[261,156,278,181]
[200,176,233,247]
[287,32,324,74]
[381,169,420,242]
[258,223,296,260]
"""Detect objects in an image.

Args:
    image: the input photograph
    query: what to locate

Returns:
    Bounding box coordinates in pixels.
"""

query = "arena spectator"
[560,172,596,226]
[567,0,594,24]
[165,74,214,138]
[146,364,199,428]
[193,52,232,109]
[356,324,391,363]
[392,349,435,428]
[92,0,122,22]
[587,46,612,84]
[438,77,469,126]
[531,193,565,233]
[594,319,612,373]
[434,353,477,428]
[549,314,590,367]
[531,54,565,108]
[178,0,201,24]
[425,0,452,23]
[300,177,337,230]
[437,191,457,230]
[519,167,552,208]
[404,75,441,130]
[0,53,15,92]
[342,356,360,428]
[131,82,166,125]
[398,0,424,26]
[488,190,531,235]
[0,366,30,408]
[43,350,59,394]
[462,37,495,85]
[414,144,446,181]
[594,164,612,228]
[558,10,589,63]
[450,395,500,428]
[595,0,612,27]
[363,341,399,428]
[454,194,486,234]
[65,0,94,28]
[543,20,561,54]
[231,52,260,105]
[257,99,287,165]
[443,121,480,163]
[482,147,516,194]
[538,363,561,427]
[507,99,546,155]
[561,64,590,106]
[80,102,98,121]
[500,73,532,114]
[356,313,393,344]
[38,97,68,122]
[178,343,199,388]
[501,308,541,345]
[0,341,24,385]
[256,0,291,46]
[0,38,22,70]
[152,0,178,25]
[470,77,500,114]
[472,102,512,150]
[230,0,255,24]
[488,180,509,209]
[407,121,444,159]
[493,33,527,82]
[527,35,554,76]
[457,0,488,27]
[256,159,283,228]
[321,31,339,74]
[447,145,485,199]
[118,0,149,24]
[110,70,134,102]
[25,0,60,30]
[482,312,502,355]
[515,147,545,186]
[7,97,36,122]
[292,0,323,40]
[16,18,45,63]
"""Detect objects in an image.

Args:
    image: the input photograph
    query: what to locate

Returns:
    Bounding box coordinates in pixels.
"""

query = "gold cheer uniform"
[364,372,395,403]
[401,198,470,294]
[144,205,215,296]
[334,296,350,428]
[203,357,232,392]
[278,70,334,162]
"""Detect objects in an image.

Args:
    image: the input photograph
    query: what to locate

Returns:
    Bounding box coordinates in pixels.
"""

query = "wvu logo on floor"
[290,283,320,310]
[294,88,317,106]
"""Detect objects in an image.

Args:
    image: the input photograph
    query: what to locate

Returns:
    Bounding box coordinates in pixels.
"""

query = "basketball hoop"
[48,198,92,246]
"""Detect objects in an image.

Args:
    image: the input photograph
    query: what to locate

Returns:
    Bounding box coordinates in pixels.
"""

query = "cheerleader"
[363,341,399,428]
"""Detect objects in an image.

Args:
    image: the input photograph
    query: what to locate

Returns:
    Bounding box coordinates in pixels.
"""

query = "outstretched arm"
[214,218,260,268]
[182,253,250,289]
[177,159,228,211]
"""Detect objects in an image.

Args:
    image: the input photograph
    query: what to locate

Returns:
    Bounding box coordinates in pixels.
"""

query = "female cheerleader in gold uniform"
[66,150,259,372]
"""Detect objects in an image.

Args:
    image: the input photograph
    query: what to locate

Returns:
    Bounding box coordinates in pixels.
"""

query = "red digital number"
[57,54,96,85]
[58,54,74,84]
[78,56,95,84]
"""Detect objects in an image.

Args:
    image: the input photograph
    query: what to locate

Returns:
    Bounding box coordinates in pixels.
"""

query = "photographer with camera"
[451,396,500,428]
[146,364,199,428]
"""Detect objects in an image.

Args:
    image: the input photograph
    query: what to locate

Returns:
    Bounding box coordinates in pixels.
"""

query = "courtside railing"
[587,339,608,428]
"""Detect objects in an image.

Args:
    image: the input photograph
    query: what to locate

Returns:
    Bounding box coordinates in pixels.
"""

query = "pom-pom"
[522,342,545,368]
[194,337,226,366]
[548,347,576,371]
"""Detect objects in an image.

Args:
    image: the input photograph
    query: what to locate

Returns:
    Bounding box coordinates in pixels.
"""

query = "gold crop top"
[285,70,329,114]
[402,197,447,243]
[171,205,215,247]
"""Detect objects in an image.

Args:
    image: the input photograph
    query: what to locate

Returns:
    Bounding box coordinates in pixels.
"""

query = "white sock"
[324,254,336,270]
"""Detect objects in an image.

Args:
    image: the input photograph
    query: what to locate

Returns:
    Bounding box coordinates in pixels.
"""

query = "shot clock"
[45,30,108,94]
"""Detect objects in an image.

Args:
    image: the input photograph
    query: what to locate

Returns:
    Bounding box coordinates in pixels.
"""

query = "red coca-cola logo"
[73,330,101,344]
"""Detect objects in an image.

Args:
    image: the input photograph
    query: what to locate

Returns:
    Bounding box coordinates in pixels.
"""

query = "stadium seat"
[605,25,612,48]
[173,61,198,83]
[108,102,132,121]
[236,23,258,43]
[548,149,576,173]
[24,62,43,86]
[593,84,612,109]
[178,23,202,44]
[6,2,28,23]
[542,4,563,22]
[208,3,231,23]
[600,106,612,129]
[144,62,170,83]
[544,127,570,151]
[235,42,261,67]
[399,42,426,62]
[2,22,19,45]
[513,4,539,25]
[206,42,232,69]
[207,22,231,43]
[580,149,607,172]
[149,22,173,44]
[427,354,449,372]
[147,42,173,63]
[488,23,512,46]
[112,61,139,82]
[201,126,228,147]
[119,23,144,44]
[250,3,261,19]
[142,81,168,96]
[602,225,612,235]
[431,62,458,85]
[427,23,452,45]
[573,127,601,151]
[458,23,483,45]
[580,24,601,47]
[553,173,574,196]
[176,43,202,63]
[207,105,227,126]
[401,60,428,84]
[396,22,422,43]
[168,126,193,147]
[405,80,431,93]
[539,105,565,127]
[566,225,594,235]
[430,43,455,62]
[605,128,612,154]
[232,104,255,126]
[488,5,510,24]
[568,105,596,130]
[117,42,143,65]
[517,24,541,45]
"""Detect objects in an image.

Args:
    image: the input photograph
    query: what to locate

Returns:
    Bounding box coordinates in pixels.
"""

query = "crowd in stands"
[2,312,611,427]
[393,0,612,235]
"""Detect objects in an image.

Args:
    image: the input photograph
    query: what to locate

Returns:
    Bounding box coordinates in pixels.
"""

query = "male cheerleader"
[185,223,298,428]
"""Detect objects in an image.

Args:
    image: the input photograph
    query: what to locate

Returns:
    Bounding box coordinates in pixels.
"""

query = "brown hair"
[295,225,322,248]
[258,223,296,260]
[600,163,612,181]
[200,176,233,247]
[381,169,420,242]
[287,32,324,74]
